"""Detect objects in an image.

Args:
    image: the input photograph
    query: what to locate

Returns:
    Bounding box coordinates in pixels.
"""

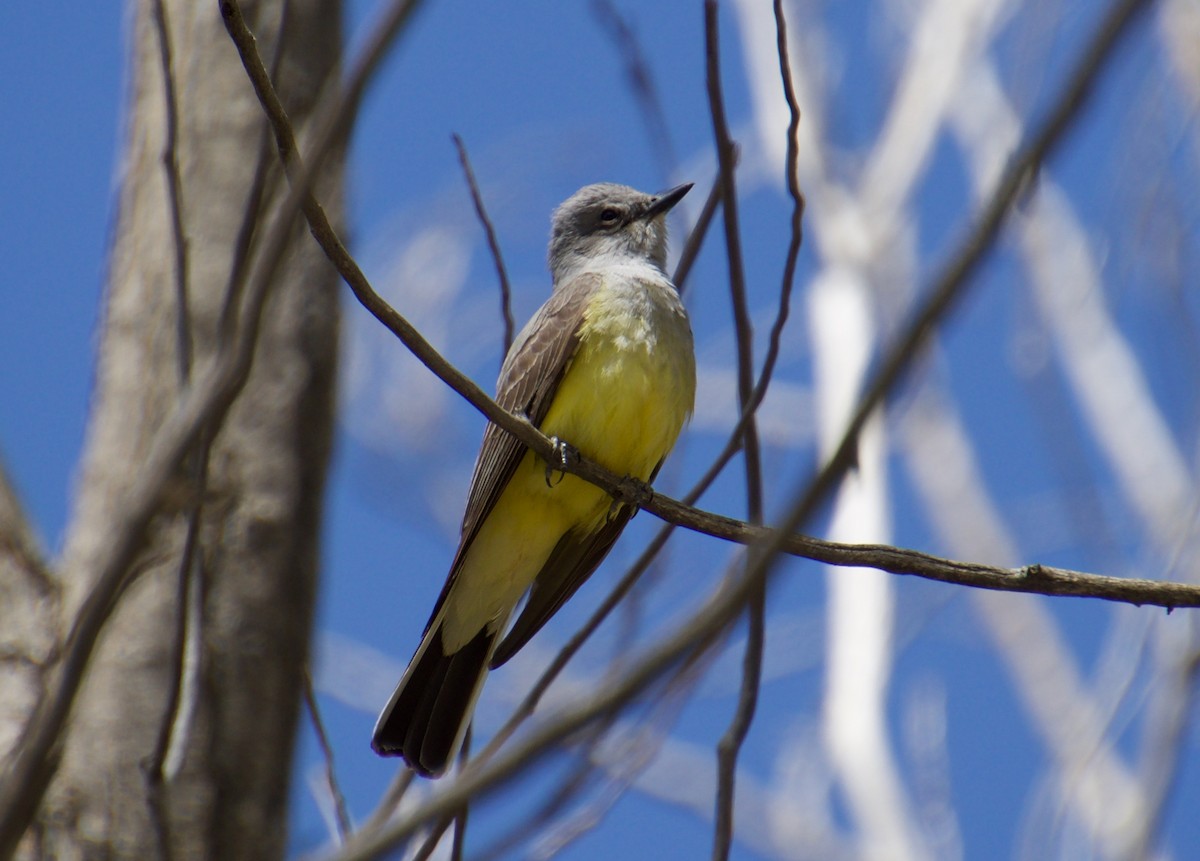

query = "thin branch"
[704,2,765,856]
[730,5,806,859]
[153,0,192,383]
[145,0,204,815]
[216,12,290,342]
[478,532,671,762]
[408,816,454,861]
[304,670,352,844]
[704,0,762,522]
[672,168,725,296]
[451,133,514,354]
[145,473,202,861]
[763,0,806,419]
[669,500,1200,606]
[675,0,806,523]
[449,725,470,861]
[478,655,709,861]
[712,580,763,861]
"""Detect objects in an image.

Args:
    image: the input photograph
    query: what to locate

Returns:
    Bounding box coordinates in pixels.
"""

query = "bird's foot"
[544,436,579,487]
[608,475,652,519]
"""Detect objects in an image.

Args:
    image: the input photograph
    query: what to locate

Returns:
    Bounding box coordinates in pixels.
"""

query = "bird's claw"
[544,436,578,487]
[608,475,651,520]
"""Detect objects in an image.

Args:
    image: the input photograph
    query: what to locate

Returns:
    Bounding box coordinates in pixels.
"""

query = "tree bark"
[11,0,342,857]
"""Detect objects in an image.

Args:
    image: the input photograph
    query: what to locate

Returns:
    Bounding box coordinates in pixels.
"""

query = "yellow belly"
[440,274,695,649]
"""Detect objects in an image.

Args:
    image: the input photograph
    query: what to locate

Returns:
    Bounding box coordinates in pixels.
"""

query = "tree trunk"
[11,0,342,857]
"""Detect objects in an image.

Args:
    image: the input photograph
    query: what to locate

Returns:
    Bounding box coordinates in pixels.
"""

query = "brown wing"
[489,459,665,668]
[460,272,601,541]
[489,506,634,668]
[418,273,602,635]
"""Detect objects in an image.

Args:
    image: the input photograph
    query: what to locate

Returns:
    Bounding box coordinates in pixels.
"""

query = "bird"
[371,182,697,777]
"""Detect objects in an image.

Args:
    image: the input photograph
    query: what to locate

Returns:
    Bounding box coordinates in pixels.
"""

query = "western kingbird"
[371,182,696,777]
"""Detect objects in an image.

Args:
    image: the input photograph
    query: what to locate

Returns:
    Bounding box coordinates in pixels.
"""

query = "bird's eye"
[599,208,621,224]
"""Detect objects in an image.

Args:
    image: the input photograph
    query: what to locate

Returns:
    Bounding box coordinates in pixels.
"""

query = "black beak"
[642,182,693,220]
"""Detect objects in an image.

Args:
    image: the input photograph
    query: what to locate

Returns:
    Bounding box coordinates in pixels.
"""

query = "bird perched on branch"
[372,182,696,777]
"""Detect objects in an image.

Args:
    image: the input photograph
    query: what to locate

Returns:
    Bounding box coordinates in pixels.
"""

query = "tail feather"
[371,624,495,777]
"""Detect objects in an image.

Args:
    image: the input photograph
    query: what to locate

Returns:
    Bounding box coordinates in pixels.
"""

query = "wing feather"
[418,273,602,633]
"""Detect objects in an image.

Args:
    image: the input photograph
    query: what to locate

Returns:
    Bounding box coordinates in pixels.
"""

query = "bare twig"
[216,90,281,341]
[449,725,470,861]
[478,522,676,762]
[144,477,202,861]
[712,578,763,861]
[672,170,725,295]
[222,0,562,471]
[408,816,453,861]
[153,0,192,382]
[704,0,762,521]
[674,0,804,521]
[304,670,352,844]
[703,2,766,856]
[763,0,806,417]
[452,134,514,354]
[705,4,815,850]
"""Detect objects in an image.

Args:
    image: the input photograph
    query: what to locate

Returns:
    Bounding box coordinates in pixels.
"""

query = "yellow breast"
[540,270,696,482]
[438,269,696,647]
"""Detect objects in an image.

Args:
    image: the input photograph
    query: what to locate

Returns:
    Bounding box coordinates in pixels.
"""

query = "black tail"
[371,624,495,778]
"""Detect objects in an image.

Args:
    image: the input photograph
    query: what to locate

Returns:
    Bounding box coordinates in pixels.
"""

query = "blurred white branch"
[1159,0,1200,109]
[899,384,1151,858]
[951,61,1197,550]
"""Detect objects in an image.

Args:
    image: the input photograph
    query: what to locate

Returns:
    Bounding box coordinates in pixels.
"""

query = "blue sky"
[4,1,1200,859]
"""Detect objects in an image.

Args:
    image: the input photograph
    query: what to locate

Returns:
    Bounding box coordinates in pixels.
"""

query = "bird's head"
[547,182,692,285]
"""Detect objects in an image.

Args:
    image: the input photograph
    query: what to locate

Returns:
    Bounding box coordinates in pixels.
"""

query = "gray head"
[547,182,692,284]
